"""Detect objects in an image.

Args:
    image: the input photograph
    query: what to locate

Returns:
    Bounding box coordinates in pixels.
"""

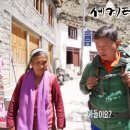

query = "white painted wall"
[57,22,82,69]
[57,22,97,71]
[82,42,97,70]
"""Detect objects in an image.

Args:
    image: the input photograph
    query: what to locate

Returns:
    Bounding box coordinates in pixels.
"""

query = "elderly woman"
[7,48,66,130]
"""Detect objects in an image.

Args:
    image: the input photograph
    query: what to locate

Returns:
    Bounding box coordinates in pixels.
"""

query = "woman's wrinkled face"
[94,37,119,62]
[31,54,48,77]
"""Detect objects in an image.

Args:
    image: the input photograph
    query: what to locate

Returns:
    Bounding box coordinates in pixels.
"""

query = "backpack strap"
[124,62,130,119]
[126,86,130,119]
[96,67,99,77]
[95,66,125,96]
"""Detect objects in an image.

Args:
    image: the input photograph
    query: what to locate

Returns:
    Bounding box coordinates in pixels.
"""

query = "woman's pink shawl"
[17,69,49,130]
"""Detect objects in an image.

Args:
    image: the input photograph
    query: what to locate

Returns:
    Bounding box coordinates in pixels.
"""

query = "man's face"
[94,37,119,62]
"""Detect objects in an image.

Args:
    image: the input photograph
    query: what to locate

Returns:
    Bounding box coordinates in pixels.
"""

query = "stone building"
[0,0,63,97]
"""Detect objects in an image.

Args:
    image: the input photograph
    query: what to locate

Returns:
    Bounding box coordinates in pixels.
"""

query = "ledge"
[53,0,63,7]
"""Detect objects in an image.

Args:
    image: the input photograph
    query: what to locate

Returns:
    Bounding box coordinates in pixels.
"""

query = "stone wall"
[0,7,11,95]
[0,0,58,97]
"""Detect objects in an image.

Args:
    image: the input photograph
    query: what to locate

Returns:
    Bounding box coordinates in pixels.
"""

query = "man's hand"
[86,76,98,90]
[123,72,130,87]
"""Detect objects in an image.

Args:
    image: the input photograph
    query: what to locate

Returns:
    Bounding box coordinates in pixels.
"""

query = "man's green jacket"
[80,55,130,130]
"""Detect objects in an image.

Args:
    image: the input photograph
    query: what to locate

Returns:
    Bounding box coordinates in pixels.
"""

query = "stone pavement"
[60,76,91,130]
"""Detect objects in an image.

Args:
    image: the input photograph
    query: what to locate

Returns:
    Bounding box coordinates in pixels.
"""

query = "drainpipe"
[79,0,86,75]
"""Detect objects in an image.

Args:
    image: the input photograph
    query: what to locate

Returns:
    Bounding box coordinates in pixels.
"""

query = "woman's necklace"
[35,81,39,87]
[35,78,41,87]
[35,75,43,87]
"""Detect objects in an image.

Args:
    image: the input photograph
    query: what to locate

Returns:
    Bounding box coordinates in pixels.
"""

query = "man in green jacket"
[80,24,130,130]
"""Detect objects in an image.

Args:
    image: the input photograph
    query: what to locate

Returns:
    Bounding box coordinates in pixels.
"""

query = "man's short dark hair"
[94,24,118,42]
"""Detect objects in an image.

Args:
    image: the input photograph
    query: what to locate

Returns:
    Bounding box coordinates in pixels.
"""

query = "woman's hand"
[9,127,15,130]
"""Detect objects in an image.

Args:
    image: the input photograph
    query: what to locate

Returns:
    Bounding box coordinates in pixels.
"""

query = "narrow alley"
[60,76,91,130]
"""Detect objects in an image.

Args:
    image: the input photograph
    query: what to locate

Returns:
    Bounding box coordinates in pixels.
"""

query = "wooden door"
[48,43,53,72]
[11,24,27,84]
[73,49,80,67]
[29,35,39,54]
[48,43,53,65]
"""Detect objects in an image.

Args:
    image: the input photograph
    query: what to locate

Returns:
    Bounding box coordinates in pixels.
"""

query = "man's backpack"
[118,44,130,72]
[118,44,130,127]
[118,44,130,58]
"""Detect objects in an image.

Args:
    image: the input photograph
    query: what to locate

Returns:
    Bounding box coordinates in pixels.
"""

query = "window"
[34,0,44,14]
[89,51,98,61]
[67,47,80,66]
[48,4,54,27]
[68,26,77,39]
